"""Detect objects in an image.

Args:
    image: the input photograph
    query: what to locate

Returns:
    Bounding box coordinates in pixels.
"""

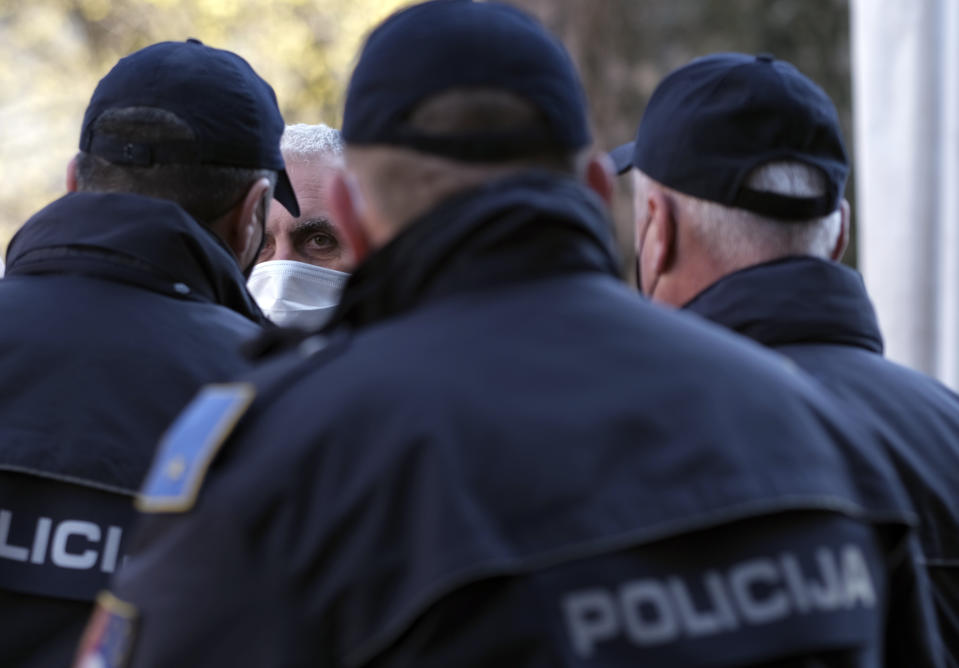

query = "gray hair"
[280,123,343,162]
[639,162,842,265]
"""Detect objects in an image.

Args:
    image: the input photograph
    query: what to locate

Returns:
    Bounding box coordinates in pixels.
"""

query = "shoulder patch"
[136,383,255,513]
[74,591,138,668]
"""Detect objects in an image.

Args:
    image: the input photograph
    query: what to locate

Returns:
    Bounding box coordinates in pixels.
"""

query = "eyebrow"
[292,218,336,236]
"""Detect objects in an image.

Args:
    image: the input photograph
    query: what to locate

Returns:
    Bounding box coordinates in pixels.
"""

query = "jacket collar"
[328,171,621,330]
[683,256,884,353]
[7,192,265,323]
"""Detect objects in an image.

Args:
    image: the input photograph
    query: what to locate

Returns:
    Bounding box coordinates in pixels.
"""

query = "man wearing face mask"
[0,39,298,668]
[248,123,351,329]
[613,52,959,664]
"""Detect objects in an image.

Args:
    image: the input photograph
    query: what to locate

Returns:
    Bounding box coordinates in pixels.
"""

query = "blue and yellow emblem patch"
[74,591,137,668]
[137,383,255,513]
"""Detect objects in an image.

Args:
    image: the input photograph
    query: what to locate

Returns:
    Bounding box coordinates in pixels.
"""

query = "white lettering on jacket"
[0,509,124,572]
[562,543,877,658]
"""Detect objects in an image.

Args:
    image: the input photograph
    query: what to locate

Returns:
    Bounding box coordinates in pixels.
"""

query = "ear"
[228,177,272,269]
[66,155,79,193]
[584,153,615,207]
[327,169,371,268]
[830,198,851,262]
[636,187,676,296]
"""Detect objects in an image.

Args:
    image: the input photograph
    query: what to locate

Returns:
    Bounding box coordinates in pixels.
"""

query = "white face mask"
[247,260,349,329]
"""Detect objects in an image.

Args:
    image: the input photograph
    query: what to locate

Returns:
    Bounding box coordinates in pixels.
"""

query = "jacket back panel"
[0,272,260,666]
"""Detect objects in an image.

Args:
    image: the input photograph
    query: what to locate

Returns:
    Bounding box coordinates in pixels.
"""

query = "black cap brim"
[273,169,300,217]
[609,142,635,175]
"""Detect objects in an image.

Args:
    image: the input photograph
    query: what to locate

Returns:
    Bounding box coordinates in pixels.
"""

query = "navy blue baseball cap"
[342,0,591,161]
[80,39,299,216]
[612,53,848,220]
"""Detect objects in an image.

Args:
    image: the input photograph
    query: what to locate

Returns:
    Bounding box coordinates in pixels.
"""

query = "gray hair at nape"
[280,123,344,161]
[637,161,843,264]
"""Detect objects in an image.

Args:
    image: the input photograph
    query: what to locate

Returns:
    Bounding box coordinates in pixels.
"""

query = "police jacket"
[686,255,959,665]
[110,175,929,668]
[0,192,264,667]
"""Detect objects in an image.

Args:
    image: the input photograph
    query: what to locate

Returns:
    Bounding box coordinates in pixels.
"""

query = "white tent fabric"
[851,0,959,389]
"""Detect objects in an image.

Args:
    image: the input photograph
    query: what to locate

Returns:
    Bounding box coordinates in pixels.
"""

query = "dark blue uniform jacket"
[686,255,959,665]
[115,176,930,668]
[0,192,263,667]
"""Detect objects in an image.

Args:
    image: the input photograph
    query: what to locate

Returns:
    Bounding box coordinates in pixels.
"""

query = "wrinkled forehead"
[284,155,339,188]
[268,157,339,229]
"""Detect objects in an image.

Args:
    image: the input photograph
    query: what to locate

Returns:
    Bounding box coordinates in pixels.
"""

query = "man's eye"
[306,234,338,252]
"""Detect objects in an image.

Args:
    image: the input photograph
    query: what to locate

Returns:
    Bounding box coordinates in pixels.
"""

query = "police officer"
[0,39,299,667]
[612,51,959,664]
[98,3,932,667]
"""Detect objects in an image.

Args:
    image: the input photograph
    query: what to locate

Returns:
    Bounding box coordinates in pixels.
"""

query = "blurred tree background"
[0,0,852,267]
[0,0,409,249]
